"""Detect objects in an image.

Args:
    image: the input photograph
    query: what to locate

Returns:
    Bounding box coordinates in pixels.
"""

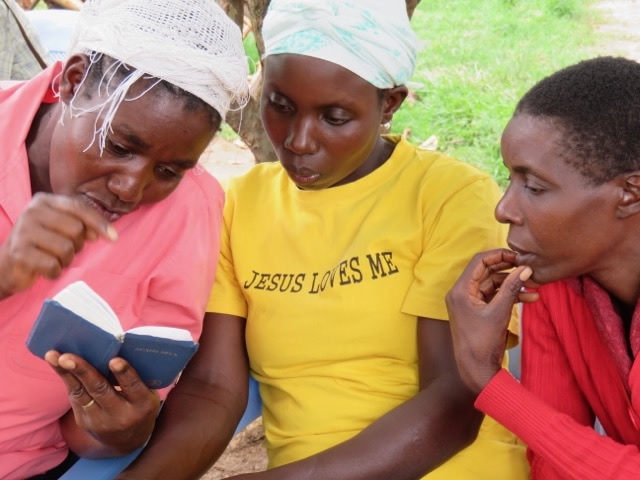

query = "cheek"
[49,121,101,194]
[527,210,571,254]
[261,113,285,146]
[48,128,78,194]
[330,128,376,164]
[141,182,182,205]
[529,205,600,260]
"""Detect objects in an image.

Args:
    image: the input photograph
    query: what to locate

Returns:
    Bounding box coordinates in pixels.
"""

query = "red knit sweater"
[476,277,640,479]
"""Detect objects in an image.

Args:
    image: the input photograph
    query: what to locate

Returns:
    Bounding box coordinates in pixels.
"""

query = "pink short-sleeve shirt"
[0,64,223,479]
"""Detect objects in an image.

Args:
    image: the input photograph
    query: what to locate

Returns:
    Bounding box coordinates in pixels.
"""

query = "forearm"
[244,381,482,480]
[117,376,247,479]
[478,370,640,480]
[117,312,250,480]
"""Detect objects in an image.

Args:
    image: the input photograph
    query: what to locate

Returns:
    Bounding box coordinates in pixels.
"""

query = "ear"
[380,85,408,125]
[58,54,91,105]
[617,172,640,219]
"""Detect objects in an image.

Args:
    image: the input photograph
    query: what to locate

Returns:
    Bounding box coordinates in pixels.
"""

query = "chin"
[529,267,572,287]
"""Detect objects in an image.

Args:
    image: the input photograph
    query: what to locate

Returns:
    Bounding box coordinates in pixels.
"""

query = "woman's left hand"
[46,351,161,457]
[445,249,539,396]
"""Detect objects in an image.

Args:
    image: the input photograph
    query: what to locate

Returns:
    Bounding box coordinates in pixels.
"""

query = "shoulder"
[112,170,224,265]
[183,168,224,203]
[392,137,498,194]
[152,168,224,226]
[0,81,22,91]
[411,154,502,211]
[224,161,285,199]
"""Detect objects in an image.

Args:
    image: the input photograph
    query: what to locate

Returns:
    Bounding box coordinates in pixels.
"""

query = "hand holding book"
[27,281,199,389]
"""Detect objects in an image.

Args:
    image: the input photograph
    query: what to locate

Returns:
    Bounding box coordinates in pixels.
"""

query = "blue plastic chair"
[59,377,262,480]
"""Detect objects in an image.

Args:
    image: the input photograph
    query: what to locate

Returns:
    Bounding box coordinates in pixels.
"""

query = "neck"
[359,136,395,178]
[26,102,58,194]
[586,225,640,309]
[590,266,640,311]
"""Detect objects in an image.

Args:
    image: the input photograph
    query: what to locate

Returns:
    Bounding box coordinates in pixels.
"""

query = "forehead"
[502,114,596,185]
[263,54,379,102]
[502,115,566,161]
[82,74,215,125]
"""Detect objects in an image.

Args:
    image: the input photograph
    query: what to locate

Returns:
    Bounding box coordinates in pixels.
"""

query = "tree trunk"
[246,0,271,57]
[227,0,421,164]
[406,0,421,18]
[217,0,244,29]
[225,71,279,164]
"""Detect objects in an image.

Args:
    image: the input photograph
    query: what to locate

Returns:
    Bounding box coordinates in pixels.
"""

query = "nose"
[284,117,317,155]
[107,159,153,204]
[495,184,521,225]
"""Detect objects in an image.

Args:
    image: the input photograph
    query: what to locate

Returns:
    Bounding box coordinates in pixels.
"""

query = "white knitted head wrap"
[65,0,249,151]
[262,0,419,89]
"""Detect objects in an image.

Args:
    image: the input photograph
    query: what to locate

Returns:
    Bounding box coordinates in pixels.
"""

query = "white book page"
[127,326,193,341]
[53,281,123,337]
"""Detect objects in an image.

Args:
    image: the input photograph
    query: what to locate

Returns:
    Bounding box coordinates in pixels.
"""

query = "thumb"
[494,266,533,305]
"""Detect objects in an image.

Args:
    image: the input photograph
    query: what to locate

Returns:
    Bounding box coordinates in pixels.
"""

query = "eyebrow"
[504,162,539,176]
[173,159,198,170]
[271,89,359,111]
[116,126,198,169]
[122,132,149,150]
[507,163,558,187]
[511,165,542,177]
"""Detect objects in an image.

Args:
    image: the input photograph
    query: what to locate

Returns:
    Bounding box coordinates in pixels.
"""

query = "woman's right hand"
[445,249,539,395]
[0,193,117,300]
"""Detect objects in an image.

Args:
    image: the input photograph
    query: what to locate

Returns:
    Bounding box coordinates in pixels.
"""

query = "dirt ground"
[593,0,640,60]
[200,419,267,479]
[195,1,640,477]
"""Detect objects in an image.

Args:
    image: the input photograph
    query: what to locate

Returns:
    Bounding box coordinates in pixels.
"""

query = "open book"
[26,281,199,389]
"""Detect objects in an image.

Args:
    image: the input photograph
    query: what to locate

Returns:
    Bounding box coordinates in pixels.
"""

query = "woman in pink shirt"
[0,0,248,478]
[447,56,640,479]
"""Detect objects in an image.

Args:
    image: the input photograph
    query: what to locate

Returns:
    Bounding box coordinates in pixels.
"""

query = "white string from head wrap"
[262,0,419,89]
[64,0,249,153]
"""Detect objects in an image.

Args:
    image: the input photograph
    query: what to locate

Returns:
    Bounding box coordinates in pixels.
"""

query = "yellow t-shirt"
[208,136,528,478]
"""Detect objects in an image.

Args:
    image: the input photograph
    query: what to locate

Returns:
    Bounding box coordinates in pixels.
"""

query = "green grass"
[393,0,603,186]
[235,0,608,186]
[243,32,260,75]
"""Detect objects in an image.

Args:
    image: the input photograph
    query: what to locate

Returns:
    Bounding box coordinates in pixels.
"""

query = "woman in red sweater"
[446,55,640,480]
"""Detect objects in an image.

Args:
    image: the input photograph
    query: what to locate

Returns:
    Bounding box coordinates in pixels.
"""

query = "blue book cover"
[26,281,198,389]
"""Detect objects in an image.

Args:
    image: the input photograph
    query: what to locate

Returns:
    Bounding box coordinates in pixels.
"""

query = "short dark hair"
[82,52,222,129]
[515,56,640,185]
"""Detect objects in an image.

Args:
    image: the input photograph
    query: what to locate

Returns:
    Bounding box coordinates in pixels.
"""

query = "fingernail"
[45,351,59,366]
[111,358,126,373]
[58,356,77,370]
[519,266,533,282]
[105,225,118,241]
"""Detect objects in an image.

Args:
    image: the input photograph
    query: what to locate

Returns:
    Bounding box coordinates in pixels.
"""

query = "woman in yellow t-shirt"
[121,1,529,479]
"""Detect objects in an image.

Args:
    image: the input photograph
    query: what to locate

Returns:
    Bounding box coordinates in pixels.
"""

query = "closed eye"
[524,183,545,194]
[268,94,293,114]
[106,138,133,158]
[324,114,349,126]
[155,164,184,181]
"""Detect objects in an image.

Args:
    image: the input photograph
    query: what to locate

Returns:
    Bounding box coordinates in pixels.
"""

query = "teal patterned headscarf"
[262,0,419,89]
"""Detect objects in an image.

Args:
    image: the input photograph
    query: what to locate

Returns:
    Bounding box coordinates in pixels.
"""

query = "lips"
[507,241,536,266]
[284,166,321,186]
[82,194,131,223]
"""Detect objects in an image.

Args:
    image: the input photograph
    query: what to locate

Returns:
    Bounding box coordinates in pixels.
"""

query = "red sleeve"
[521,293,595,476]
[476,293,640,480]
